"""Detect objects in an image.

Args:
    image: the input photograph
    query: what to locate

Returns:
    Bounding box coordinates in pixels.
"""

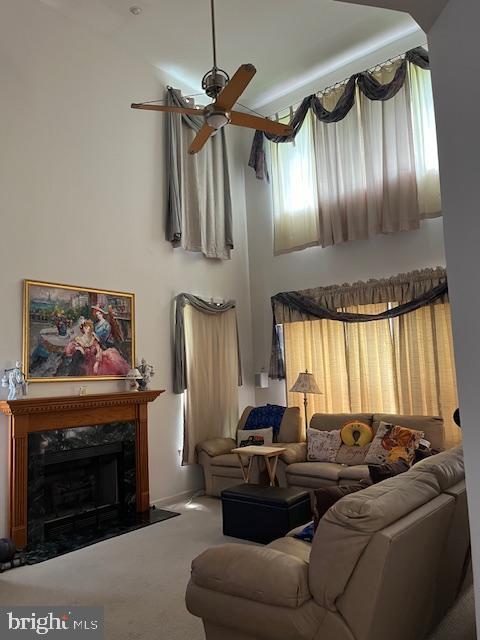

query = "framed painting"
[23,280,135,382]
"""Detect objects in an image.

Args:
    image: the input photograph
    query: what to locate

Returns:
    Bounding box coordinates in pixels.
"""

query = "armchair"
[197,406,304,496]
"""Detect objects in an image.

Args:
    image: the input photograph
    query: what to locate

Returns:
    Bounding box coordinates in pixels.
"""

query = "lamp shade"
[289,371,322,395]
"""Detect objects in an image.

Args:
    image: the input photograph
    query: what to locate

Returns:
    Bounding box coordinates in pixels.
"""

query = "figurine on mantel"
[1,361,28,400]
[137,358,155,391]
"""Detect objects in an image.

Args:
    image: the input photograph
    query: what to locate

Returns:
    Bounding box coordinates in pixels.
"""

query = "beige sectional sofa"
[197,408,445,496]
[186,446,469,640]
[285,412,445,491]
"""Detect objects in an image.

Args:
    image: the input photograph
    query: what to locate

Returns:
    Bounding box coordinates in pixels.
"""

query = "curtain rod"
[269,42,428,120]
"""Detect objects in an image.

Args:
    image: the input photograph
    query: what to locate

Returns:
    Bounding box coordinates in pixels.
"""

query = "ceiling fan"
[131,0,293,154]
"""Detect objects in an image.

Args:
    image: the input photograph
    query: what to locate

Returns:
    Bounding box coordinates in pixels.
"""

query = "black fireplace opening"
[42,442,124,540]
[24,422,179,565]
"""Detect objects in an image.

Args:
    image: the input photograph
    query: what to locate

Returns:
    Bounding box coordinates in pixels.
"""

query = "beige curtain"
[344,305,398,414]
[183,306,239,464]
[284,302,460,445]
[285,320,350,426]
[394,304,460,447]
[271,60,441,254]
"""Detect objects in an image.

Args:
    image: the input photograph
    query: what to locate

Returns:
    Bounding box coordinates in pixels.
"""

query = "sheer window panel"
[393,303,460,446]
[284,320,350,428]
[409,63,442,217]
[271,110,319,254]
[344,304,399,413]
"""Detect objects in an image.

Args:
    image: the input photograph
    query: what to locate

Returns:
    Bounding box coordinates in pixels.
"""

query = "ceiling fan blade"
[131,103,205,116]
[188,124,216,154]
[214,64,256,111]
[230,111,293,136]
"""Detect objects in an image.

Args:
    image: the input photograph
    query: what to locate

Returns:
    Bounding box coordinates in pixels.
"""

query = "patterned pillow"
[237,427,273,447]
[244,405,286,439]
[307,428,342,462]
[364,422,424,466]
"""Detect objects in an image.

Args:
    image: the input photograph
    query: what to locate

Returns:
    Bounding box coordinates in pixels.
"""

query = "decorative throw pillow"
[364,422,424,466]
[340,420,373,447]
[368,459,410,484]
[335,444,371,466]
[307,428,342,462]
[244,405,286,439]
[313,483,367,529]
[237,427,273,448]
[293,521,315,543]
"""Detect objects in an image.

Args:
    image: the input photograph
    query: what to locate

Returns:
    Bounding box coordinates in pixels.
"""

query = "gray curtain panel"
[166,88,233,259]
[173,293,242,394]
[269,267,448,379]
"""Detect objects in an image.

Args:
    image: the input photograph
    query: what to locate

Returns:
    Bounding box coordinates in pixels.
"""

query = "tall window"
[284,302,460,447]
[270,60,441,254]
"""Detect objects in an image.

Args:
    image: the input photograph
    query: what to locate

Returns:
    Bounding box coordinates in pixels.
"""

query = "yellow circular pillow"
[341,421,373,447]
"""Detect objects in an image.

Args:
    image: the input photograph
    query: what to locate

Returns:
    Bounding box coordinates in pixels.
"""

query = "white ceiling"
[40,0,421,107]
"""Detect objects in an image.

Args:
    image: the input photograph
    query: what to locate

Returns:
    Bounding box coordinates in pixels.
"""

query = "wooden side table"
[231,445,287,487]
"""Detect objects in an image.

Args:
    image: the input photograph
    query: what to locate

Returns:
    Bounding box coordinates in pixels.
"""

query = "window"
[284,302,460,446]
[270,59,442,253]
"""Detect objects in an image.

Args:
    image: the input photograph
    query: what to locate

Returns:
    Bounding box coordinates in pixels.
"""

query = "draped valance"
[270,267,448,378]
[249,47,430,181]
[174,293,242,393]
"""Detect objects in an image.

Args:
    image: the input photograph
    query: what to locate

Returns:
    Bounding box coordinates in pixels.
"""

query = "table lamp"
[289,370,322,428]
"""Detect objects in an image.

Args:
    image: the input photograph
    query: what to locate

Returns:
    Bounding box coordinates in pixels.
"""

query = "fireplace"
[27,422,137,547]
[0,391,163,550]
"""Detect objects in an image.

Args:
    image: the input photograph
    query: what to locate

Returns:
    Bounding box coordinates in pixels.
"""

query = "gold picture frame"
[23,280,135,382]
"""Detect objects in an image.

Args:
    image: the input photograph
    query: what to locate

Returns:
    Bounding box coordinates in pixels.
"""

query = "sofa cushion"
[310,413,373,432]
[338,465,372,483]
[287,462,344,482]
[191,543,311,609]
[373,413,445,451]
[277,406,303,443]
[335,444,371,466]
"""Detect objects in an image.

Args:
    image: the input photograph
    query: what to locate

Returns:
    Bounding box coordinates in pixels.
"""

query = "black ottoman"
[221,484,311,544]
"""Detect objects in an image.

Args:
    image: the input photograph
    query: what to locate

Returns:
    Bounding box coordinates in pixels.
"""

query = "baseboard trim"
[151,488,205,509]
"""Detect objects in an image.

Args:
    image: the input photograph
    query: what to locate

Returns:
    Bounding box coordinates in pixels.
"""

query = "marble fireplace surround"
[0,390,163,549]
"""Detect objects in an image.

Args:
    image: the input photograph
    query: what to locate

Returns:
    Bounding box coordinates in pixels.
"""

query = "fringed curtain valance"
[249,47,430,181]
[270,268,448,378]
[174,293,242,394]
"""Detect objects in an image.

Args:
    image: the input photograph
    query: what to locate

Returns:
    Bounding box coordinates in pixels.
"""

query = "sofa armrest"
[274,442,307,465]
[196,437,236,457]
[191,543,311,609]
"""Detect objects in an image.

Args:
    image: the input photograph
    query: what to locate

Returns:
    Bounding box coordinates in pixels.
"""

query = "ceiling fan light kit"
[131,0,293,154]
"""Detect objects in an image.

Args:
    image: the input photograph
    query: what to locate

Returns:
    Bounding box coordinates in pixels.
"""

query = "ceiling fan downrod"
[201,0,229,99]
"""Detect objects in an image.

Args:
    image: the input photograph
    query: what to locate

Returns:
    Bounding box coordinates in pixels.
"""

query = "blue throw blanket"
[244,404,286,439]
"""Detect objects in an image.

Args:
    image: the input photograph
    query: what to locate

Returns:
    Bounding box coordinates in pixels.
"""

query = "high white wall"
[0,0,255,536]
[427,0,480,632]
[242,34,447,405]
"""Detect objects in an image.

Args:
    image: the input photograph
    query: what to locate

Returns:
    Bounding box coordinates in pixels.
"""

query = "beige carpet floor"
[0,496,475,640]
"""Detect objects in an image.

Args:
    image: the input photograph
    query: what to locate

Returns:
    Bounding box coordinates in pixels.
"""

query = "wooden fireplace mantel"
[1,390,164,549]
